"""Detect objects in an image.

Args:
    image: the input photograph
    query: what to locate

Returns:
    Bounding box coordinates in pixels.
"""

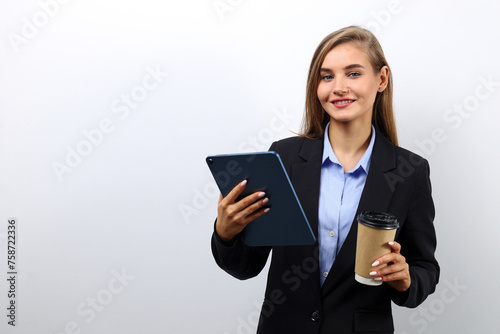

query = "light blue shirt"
[318,123,376,285]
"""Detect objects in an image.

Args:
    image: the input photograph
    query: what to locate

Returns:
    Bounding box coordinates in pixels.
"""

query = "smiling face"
[317,42,389,128]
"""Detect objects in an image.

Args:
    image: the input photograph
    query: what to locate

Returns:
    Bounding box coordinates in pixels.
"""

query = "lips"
[331,99,355,108]
[332,99,355,104]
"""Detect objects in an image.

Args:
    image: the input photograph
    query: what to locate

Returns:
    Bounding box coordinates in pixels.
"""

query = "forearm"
[211,228,271,280]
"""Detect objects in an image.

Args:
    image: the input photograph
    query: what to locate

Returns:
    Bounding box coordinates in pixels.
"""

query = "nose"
[332,78,348,95]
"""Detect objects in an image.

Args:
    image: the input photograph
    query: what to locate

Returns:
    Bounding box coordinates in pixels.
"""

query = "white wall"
[1,0,499,333]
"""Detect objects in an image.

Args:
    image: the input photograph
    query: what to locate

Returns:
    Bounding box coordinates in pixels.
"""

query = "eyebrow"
[320,64,365,72]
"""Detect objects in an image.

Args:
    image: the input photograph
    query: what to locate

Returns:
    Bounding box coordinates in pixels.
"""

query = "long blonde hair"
[301,26,398,146]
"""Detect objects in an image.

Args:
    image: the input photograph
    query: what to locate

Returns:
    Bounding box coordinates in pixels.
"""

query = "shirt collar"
[322,123,376,174]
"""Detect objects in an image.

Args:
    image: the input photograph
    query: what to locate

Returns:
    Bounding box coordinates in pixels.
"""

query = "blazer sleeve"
[211,225,271,280]
[211,142,283,280]
[390,159,440,308]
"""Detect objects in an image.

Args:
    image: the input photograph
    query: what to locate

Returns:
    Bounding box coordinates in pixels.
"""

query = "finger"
[371,242,402,266]
[373,261,408,277]
[237,197,269,222]
[371,252,399,267]
[233,191,267,212]
[222,179,248,204]
[219,197,269,238]
[374,270,409,283]
[387,241,401,253]
[218,193,223,204]
[241,203,270,225]
[218,192,266,228]
[226,196,268,226]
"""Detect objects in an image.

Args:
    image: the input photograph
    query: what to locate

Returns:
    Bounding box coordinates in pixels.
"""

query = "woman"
[211,26,439,334]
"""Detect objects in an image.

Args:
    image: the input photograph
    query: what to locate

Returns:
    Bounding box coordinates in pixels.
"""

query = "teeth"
[333,100,354,104]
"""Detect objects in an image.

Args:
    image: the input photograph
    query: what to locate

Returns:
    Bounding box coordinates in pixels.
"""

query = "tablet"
[206,151,316,246]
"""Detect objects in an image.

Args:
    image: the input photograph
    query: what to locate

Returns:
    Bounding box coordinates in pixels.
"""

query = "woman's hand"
[369,241,411,292]
[215,180,270,243]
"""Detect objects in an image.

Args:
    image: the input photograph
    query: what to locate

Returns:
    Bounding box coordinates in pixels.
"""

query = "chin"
[327,112,358,123]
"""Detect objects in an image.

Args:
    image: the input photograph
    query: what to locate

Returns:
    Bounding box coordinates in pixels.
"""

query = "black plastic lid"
[357,211,399,230]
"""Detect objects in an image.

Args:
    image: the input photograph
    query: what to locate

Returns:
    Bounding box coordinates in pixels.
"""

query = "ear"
[378,66,390,91]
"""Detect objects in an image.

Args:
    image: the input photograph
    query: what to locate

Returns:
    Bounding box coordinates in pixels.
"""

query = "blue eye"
[321,75,333,81]
[348,72,361,77]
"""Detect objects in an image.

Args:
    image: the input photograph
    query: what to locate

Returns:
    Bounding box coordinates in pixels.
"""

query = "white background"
[1,0,499,333]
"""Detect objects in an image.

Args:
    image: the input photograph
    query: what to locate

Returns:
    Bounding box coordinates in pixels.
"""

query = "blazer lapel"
[321,132,397,296]
[290,137,323,297]
[291,138,323,238]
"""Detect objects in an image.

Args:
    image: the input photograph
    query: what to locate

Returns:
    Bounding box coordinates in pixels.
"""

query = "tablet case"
[206,151,316,246]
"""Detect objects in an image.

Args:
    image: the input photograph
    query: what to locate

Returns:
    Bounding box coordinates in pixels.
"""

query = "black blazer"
[212,131,439,334]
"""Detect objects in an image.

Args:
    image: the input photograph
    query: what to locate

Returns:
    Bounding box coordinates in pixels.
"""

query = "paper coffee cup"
[354,211,399,286]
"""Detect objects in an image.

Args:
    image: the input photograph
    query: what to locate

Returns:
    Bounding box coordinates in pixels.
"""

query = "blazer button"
[311,310,321,322]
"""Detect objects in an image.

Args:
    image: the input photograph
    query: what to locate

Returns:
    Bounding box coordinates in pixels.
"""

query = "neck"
[327,120,372,172]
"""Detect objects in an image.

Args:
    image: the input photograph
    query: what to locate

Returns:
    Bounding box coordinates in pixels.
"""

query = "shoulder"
[394,145,429,168]
[376,136,433,197]
[271,136,309,151]
[373,131,430,171]
[270,135,323,163]
[394,145,431,188]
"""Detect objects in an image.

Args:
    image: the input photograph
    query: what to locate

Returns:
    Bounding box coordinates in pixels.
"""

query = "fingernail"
[388,241,395,245]
[369,271,377,276]
[258,192,265,197]
[262,198,269,204]
[263,208,270,213]
[374,277,382,281]
[240,180,247,186]
[372,261,380,267]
